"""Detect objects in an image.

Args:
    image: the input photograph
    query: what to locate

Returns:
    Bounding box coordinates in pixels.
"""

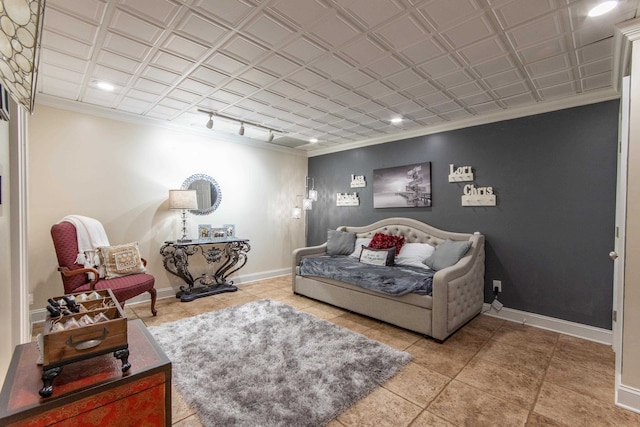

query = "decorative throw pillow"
[395,243,435,269]
[97,242,146,279]
[327,229,357,256]
[369,232,406,254]
[349,237,372,257]
[359,246,396,266]
[424,239,472,271]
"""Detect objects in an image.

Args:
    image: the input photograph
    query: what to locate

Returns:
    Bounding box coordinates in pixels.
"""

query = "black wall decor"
[307,100,619,330]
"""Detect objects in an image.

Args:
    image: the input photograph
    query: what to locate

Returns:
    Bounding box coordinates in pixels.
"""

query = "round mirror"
[181,174,222,216]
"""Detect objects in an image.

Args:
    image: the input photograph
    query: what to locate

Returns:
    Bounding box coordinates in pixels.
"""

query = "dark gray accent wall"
[307,100,619,330]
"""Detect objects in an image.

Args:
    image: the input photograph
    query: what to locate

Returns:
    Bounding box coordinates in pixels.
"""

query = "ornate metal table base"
[160,238,250,302]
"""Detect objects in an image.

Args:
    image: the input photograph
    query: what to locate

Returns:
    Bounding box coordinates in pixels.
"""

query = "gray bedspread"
[299,256,434,296]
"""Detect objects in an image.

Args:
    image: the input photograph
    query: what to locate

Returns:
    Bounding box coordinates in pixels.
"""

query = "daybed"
[292,217,485,341]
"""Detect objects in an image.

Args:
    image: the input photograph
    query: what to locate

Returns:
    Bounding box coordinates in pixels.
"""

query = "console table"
[0,320,171,426]
[160,238,251,302]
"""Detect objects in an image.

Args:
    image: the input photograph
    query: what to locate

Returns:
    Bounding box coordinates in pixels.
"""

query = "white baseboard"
[617,384,640,414]
[482,303,613,345]
[30,268,290,325]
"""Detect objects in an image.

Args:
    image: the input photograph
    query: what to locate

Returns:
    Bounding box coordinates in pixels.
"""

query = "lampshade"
[292,206,302,219]
[0,0,45,113]
[308,189,318,201]
[169,190,198,210]
[303,198,313,211]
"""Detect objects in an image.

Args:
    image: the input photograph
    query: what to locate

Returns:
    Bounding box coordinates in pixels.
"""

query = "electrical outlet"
[493,280,502,293]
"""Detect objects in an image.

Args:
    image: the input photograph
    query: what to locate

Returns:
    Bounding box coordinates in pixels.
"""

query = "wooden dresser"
[0,319,171,426]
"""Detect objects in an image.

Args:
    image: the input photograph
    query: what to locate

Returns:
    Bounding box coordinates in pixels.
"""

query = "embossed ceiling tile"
[271,0,329,28]
[533,70,574,88]
[297,107,326,120]
[434,69,472,87]
[417,0,481,30]
[244,13,297,47]
[280,37,327,65]
[493,0,556,28]
[288,69,326,88]
[339,0,404,28]
[580,58,611,77]
[151,51,194,74]
[403,81,438,97]
[118,97,153,113]
[501,91,537,107]
[239,69,278,87]
[576,38,612,63]
[308,11,361,49]
[158,97,191,111]
[133,78,170,94]
[352,100,385,114]
[179,78,215,95]
[236,98,270,112]
[223,79,259,96]
[406,109,437,121]
[337,69,375,88]
[340,37,386,67]
[169,88,202,103]
[258,54,301,77]
[518,37,566,63]
[484,69,523,89]
[41,64,85,84]
[448,81,484,97]
[430,100,460,114]
[42,31,93,60]
[333,90,368,106]
[441,109,472,120]
[458,37,507,65]
[358,81,394,98]
[192,0,254,27]
[441,14,495,49]
[102,32,152,60]
[269,80,305,97]
[314,100,346,113]
[527,54,571,78]
[41,50,89,73]
[190,66,228,87]
[47,0,107,23]
[83,89,118,107]
[210,89,244,104]
[147,104,180,119]
[44,7,100,44]
[493,81,529,98]
[573,24,616,49]
[506,13,563,49]
[539,81,576,99]
[393,99,425,114]
[163,34,209,61]
[221,36,269,64]
[250,90,286,105]
[97,50,141,74]
[109,9,165,44]
[377,91,409,106]
[399,37,446,65]
[384,68,424,89]
[374,14,429,50]
[126,89,160,102]
[296,91,326,106]
[418,54,461,78]
[582,72,612,91]
[118,0,181,25]
[176,12,228,46]
[472,55,514,78]
[312,81,349,98]
[471,101,501,113]
[205,52,248,75]
[364,55,408,78]
[93,64,134,86]
[416,90,450,106]
[198,97,231,112]
[460,91,493,106]
[222,105,254,119]
[311,54,355,78]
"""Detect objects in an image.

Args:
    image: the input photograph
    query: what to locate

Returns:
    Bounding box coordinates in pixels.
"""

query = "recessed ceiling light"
[588,1,618,16]
[96,81,115,91]
[310,138,318,143]
[391,117,403,124]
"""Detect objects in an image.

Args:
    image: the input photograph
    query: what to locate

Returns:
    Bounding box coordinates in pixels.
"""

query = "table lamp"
[169,189,198,242]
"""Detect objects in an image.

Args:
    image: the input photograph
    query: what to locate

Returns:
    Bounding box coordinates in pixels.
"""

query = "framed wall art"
[373,162,431,208]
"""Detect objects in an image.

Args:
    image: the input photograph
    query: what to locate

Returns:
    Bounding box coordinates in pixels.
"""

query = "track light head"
[268,129,274,142]
[206,113,213,129]
[239,122,245,136]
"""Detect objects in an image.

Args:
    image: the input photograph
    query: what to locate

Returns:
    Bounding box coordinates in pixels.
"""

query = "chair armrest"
[58,266,100,290]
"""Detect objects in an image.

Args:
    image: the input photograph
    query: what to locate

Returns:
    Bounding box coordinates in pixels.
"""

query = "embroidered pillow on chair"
[97,242,146,279]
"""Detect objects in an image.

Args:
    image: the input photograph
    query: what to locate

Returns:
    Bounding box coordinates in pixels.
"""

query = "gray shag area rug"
[148,299,411,426]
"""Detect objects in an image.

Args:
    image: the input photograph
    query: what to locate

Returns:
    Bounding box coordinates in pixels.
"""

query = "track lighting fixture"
[197,109,283,143]
[268,130,274,142]
[239,122,245,136]
[206,112,213,129]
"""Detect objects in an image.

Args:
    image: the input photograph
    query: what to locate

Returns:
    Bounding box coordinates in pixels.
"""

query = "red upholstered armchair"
[51,221,157,316]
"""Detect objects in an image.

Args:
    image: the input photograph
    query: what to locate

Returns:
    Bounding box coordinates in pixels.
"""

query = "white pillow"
[349,237,372,257]
[395,243,435,269]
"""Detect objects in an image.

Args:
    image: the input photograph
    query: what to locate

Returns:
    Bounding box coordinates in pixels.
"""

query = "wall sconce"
[169,189,198,242]
[197,109,283,142]
[292,195,303,219]
[307,177,317,201]
[0,0,45,113]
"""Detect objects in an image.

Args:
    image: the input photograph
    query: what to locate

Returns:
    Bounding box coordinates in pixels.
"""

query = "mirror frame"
[181,173,222,216]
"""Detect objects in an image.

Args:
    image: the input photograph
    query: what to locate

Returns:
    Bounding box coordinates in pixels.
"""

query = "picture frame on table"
[198,224,212,240]
[223,224,235,238]
[211,227,227,239]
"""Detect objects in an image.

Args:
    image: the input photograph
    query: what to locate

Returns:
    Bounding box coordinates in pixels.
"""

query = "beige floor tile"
[456,356,544,410]
[326,419,346,427]
[492,322,559,355]
[407,332,484,378]
[428,380,529,427]
[339,312,385,329]
[372,322,422,343]
[545,356,614,403]
[328,315,372,334]
[172,386,196,423]
[171,414,204,427]
[525,413,566,426]
[278,294,317,310]
[474,339,552,375]
[552,334,615,376]
[467,313,506,334]
[383,362,450,408]
[142,310,192,327]
[312,302,349,316]
[301,305,341,320]
[337,387,422,427]
[410,410,457,427]
[361,328,418,351]
[251,287,292,299]
[534,382,640,427]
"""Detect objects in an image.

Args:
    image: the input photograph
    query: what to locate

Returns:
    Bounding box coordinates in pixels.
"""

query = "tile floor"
[39,277,640,426]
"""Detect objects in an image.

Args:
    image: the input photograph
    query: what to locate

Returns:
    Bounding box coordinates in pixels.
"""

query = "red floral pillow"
[369,232,405,254]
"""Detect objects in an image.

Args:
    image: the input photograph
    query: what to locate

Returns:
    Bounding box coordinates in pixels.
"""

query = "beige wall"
[27,105,307,311]
[0,116,11,384]
[622,41,640,389]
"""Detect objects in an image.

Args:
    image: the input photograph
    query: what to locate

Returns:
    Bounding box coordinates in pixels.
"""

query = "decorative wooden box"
[40,289,130,397]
